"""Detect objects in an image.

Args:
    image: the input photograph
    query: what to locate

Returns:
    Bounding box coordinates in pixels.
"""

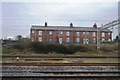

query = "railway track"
[2,55,119,58]
[2,63,120,66]
[2,65,120,77]
[2,55,119,78]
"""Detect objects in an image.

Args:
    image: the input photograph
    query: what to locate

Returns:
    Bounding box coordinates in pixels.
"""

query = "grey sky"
[1,0,119,39]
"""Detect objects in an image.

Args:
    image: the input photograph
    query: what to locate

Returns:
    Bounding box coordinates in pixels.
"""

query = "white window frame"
[108,32,111,36]
[83,38,89,44]
[38,31,42,35]
[86,32,89,35]
[102,32,105,37]
[59,38,62,44]
[32,30,35,34]
[31,37,34,42]
[66,37,70,43]
[92,32,96,37]
[76,32,80,36]
[102,38,105,41]
[66,31,70,36]
[93,38,96,43]
[60,31,63,35]
[49,38,53,42]
[83,38,86,44]
[49,31,52,35]
[83,32,86,35]
[38,37,42,42]
[76,38,80,43]
[108,38,111,41]
[86,38,89,44]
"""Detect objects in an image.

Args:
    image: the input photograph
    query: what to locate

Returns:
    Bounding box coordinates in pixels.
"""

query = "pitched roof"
[31,25,110,32]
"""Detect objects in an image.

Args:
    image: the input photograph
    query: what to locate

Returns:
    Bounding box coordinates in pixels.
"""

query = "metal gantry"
[97,19,120,50]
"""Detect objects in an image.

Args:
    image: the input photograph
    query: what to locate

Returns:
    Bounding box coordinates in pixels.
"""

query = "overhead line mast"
[97,19,120,51]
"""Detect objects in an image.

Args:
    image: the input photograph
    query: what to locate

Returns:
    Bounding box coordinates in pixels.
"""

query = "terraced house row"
[30,22,112,44]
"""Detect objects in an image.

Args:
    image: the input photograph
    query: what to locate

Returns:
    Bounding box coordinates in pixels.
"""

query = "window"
[102,32,105,37]
[31,37,34,42]
[83,32,86,35]
[66,31,70,36]
[108,32,111,36]
[83,32,89,36]
[93,38,96,43]
[32,30,35,34]
[76,32,80,36]
[38,31,42,35]
[92,32,96,37]
[49,38,53,42]
[38,37,42,42]
[60,31,63,35]
[102,38,105,41]
[49,31,52,35]
[108,38,111,41]
[76,38,80,43]
[66,37,70,43]
[59,38,62,44]
[86,32,89,35]
[86,38,89,44]
[83,38,89,44]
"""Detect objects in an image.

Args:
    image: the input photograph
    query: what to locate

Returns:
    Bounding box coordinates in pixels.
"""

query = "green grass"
[82,58,119,63]
[74,51,118,57]
[2,51,118,57]
[2,57,119,63]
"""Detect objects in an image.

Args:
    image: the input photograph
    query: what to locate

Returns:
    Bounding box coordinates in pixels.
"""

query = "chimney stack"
[70,23,73,27]
[45,22,47,27]
[93,23,97,28]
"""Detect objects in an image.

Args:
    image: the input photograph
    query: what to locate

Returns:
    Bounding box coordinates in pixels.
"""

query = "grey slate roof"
[31,25,110,32]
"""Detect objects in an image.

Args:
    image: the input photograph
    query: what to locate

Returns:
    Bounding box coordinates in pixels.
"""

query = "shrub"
[100,44,113,52]
[30,43,98,54]
[56,44,68,54]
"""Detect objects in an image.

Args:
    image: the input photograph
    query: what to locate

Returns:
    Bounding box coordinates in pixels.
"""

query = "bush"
[100,44,113,52]
[30,42,45,53]
[56,44,68,54]
[30,42,98,54]
[13,44,25,50]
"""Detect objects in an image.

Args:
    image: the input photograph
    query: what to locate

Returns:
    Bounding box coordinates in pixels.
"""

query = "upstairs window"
[86,32,89,35]
[38,31,42,35]
[92,32,96,37]
[76,32,80,36]
[83,32,89,36]
[60,31,63,35]
[32,30,35,34]
[102,32,105,37]
[66,31,70,36]
[49,31,52,35]
[83,32,86,35]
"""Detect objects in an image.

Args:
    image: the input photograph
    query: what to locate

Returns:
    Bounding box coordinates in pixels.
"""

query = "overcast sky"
[1,0,119,39]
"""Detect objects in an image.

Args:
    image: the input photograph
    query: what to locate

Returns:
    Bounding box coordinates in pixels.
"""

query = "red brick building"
[30,22,112,44]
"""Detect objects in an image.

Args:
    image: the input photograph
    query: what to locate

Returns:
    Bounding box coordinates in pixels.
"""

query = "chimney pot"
[70,23,73,27]
[45,22,47,27]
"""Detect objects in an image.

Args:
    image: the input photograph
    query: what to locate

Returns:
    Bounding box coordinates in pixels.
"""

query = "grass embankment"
[2,58,119,63]
[2,42,119,63]
[2,51,118,57]
[2,51,119,63]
